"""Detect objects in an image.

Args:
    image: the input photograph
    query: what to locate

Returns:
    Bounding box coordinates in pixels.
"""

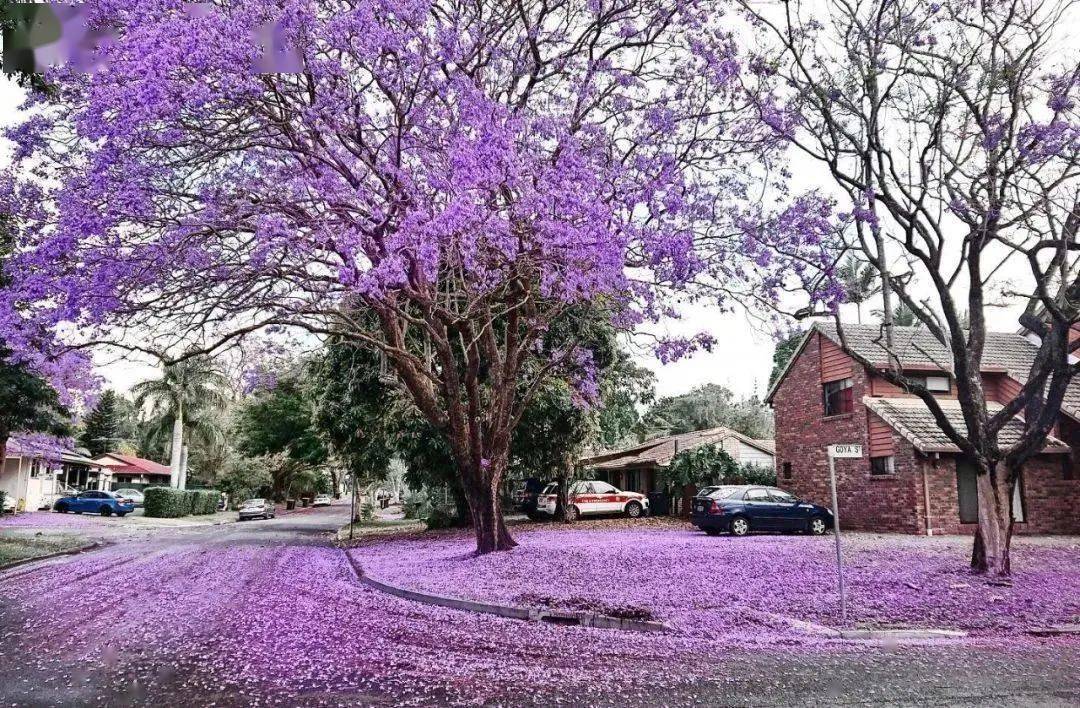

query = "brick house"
[766,323,1080,535]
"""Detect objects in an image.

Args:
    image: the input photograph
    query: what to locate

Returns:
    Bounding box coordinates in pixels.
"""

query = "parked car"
[238,498,276,520]
[691,485,833,537]
[1,493,15,514]
[535,480,649,521]
[513,477,547,519]
[312,494,332,507]
[114,489,145,507]
[54,490,135,517]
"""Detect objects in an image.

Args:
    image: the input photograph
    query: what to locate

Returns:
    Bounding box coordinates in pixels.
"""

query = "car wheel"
[56,502,69,513]
[704,528,722,537]
[808,516,829,536]
[625,501,643,519]
[730,515,750,536]
[564,504,580,522]
[99,505,112,517]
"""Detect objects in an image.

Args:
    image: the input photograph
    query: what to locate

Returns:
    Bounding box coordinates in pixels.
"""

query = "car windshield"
[704,486,745,499]
[541,483,558,495]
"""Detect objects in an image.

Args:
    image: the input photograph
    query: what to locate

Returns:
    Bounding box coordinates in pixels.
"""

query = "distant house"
[766,322,1080,535]
[579,426,776,496]
[1,439,105,511]
[93,453,172,489]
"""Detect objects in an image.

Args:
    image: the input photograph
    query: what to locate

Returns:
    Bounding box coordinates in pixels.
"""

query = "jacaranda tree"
[738,0,1079,575]
[1,0,837,553]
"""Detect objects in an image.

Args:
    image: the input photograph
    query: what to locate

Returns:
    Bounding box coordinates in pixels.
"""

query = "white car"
[312,494,332,507]
[535,481,649,521]
[114,489,145,507]
[1,494,15,513]
[238,498,276,520]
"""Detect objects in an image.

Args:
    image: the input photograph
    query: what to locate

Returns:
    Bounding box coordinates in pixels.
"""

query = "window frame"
[744,488,770,502]
[908,374,950,393]
[869,455,895,476]
[822,378,855,417]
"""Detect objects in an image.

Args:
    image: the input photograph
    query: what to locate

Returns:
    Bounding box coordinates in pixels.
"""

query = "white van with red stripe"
[535,481,649,521]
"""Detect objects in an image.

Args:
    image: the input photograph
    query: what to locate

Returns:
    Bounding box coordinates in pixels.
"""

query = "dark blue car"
[691,485,833,537]
[54,490,135,517]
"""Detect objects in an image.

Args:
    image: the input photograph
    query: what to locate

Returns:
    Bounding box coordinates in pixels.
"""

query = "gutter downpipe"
[922,454,935,536]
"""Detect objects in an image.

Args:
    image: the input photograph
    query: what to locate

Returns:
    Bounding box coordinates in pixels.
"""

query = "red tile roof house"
[766,323,1080,535]
[93,453,173,490]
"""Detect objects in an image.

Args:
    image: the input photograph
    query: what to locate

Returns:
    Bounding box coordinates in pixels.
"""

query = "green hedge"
[143,488,221,518]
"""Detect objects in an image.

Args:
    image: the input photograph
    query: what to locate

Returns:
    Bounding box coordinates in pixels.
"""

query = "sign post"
[827,443,862,624]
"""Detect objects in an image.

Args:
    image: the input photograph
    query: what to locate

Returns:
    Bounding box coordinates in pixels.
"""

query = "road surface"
[1,505,1077,706]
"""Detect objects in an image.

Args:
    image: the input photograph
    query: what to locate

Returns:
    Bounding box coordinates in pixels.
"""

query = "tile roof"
[814,323,1080,421]
[94,453,172,476]
[580,427,774,471]
[863,397,1070,455]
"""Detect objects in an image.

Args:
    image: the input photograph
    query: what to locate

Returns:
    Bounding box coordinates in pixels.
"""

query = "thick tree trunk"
[970,463,1013,577]
[465,468,516,554]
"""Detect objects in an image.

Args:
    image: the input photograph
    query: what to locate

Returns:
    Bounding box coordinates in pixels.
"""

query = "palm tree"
[836,254,882,324]
[131,356,231,489]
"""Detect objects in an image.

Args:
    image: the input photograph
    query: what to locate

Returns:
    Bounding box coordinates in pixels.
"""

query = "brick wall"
[773,333,923,533]
[924,455,1080,535]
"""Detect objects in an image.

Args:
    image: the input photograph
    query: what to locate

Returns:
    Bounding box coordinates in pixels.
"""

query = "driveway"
[1,505,1077,706]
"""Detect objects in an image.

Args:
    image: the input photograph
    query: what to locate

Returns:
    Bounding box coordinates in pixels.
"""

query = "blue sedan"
[691,485,834,537]
[54,490,135,517]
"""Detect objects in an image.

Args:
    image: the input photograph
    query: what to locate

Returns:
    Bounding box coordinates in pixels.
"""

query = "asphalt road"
[1,505,1077,707]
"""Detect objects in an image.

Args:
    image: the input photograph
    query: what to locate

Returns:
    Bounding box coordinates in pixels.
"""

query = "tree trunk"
[178,444,189,490]
[970,464,1013,577]
[169,409,183,488]
[464,467,516,554]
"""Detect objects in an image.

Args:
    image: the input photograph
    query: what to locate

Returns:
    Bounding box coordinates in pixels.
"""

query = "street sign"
[829,443,863,458]
[825,442,862,624]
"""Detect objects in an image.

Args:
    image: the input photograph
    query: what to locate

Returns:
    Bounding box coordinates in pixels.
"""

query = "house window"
[782,462,792,480]
[957,463,1026,524]
[626,469,641,493]
[910,374,950,392]
[870,455,895,476]
[956,464,978,523]
[823,378,854,416]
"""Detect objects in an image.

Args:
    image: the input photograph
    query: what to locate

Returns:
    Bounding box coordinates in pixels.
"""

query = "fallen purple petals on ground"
[354,526,1080,636]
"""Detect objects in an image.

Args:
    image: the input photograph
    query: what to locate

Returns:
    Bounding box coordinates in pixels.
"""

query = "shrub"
[402,491,429,520]
[143,487,190,518]
[0,490,7,514]
[144,488,222,517]
[424,506,465,530]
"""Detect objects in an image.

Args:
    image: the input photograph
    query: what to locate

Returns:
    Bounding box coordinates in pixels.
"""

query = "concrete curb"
[343,550,671,634]
[744,609,967,641]
[0,540,105,575]
[1026,624,1080,637]
[838,628,967,640]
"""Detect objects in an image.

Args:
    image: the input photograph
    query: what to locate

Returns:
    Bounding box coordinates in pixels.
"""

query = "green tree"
[131,356,231,488]
[643,384,773,440]
[79,389,138,457]
[836,254,882,324]
[233,370,329,499]
[768,331,805,390]
[0,353,71,462]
